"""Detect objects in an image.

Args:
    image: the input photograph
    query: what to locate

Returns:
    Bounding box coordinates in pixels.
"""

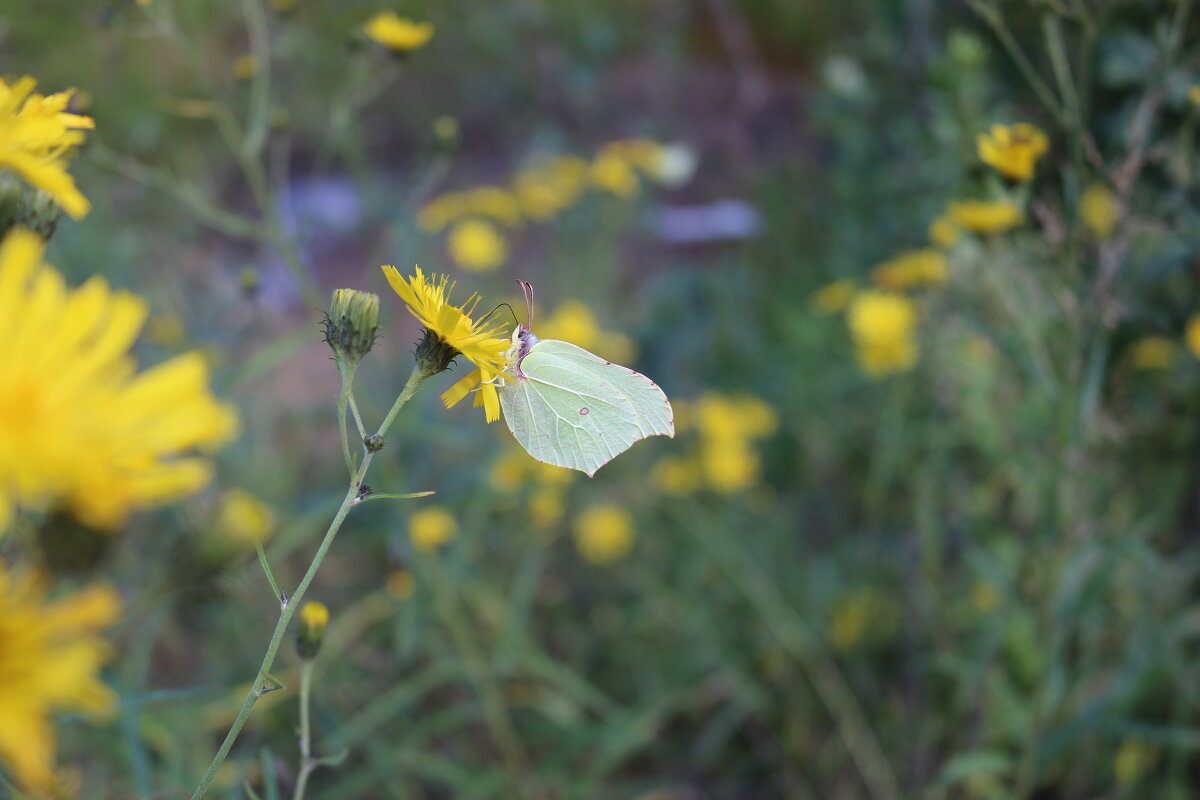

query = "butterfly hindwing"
[499,340,674,476]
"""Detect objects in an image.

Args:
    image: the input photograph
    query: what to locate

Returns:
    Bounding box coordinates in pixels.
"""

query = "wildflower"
[641,142,697,187]
[296,602,329,659]
[363,11,434,52]
[0,76,95,219]
[847,290,919,378]
[651,456,702,495]
[809,279,856,314]
[590,149,640,198]
[700,437,760,492]
[514,157,588,220]
[947,199,1023,235]
[871,248,948,290]
[409,506,456,552]
[1080,183,1117,239]
[574,505,634,565]
[231,55,259,81]
[0,229,238,532]
[214,488,275,548]
[381,265,509,421]
[1189,86,1200,108]
[928,215,961,249]
[463,186,523,227]
[537,300,637,365]
[1186,314,1200,359]
[447,218,508,272]
[387,569,415,600]
[324,288,380,365]
[0,561,119,793]
[530,487,565,529]
[977,123,1049,182]
[1130,336,1176,370]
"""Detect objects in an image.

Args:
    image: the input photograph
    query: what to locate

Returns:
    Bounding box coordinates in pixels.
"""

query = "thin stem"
[292,661,315,800]
[967,0,1068,127]
[348,394,367,440]
[190,365,426,799]
[336,360,358,478]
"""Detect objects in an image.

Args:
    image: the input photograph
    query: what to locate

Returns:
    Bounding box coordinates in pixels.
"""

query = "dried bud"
[364,433,385,453]
[296,601,329,660]
[324,288,381,364]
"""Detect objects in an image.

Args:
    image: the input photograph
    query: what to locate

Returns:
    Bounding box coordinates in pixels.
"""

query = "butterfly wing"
[499,340,674,476]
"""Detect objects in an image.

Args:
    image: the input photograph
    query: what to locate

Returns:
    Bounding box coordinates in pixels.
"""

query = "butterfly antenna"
[478,302,520,329]
[515,280,535,330]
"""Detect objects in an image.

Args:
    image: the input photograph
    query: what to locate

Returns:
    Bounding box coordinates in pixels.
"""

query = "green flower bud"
[413,326,459,375]
[324,289,381,364]
[17,189,64,240]
[364,433,385,453]
[296,601,329,660]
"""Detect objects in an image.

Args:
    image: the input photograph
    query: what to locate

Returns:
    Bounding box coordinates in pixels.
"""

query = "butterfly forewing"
[499,340,674,476]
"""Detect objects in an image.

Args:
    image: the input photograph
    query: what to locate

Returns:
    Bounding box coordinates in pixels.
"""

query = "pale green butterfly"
[497,281,674,476]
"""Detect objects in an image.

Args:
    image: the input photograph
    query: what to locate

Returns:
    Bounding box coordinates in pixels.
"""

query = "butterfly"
[498,281,674,476]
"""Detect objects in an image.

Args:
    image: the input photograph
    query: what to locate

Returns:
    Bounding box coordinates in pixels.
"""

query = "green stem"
[292,661,315,800]
[967,0,1068,127]
[190,365,427,799]
[336,360,358,478]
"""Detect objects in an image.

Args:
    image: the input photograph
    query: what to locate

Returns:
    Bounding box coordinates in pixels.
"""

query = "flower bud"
[324,289,380,364]
[364,433,385,453]
[18,189,64,240]
[0,175,21,238]
[413,326,459,375]
[296,601,329,660]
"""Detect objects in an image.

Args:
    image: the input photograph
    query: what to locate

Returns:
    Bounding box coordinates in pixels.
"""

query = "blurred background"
[4,0,1200,797]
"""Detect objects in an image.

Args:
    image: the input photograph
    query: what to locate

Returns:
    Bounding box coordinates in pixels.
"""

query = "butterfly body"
[499,320,674,477]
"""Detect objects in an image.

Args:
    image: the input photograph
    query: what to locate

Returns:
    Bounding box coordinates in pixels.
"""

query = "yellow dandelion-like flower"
[214,488,275,548]
[381,265,509,422]
[296,601,329,659]
[537,300,637,365]
[1080,183,1118,239]
[0,76,95,219]
[0,561,119,794]
[409,506,457,552]
[947,199,1023,235]
[871,248,949,290]
[574,505,634,565]
[809,279,856,314]
[928,215,961,249]
[1130,336,1176,370]
[847,290,919,378]
[364,11,434,52]
[977,123,1049,182]
[0,229,238,532]
[447,218,508,272]
[590,149,641,198]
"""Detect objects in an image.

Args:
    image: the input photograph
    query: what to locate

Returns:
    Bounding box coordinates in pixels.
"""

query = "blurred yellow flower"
[0,561,119,793]
[871,248,948,290]
[0,75,95,219]
[447,219,508,272]
[847,290,919,378]
[1130,336,1176,370]
[417,193,468,232]
[1186,315,1200,359]
[590,150,640,198]
[809,279,856,314]
[214,488,275,548]
[514,157,588,220]
[231,55,259,81]
[977,123,1049,182]
[695,394,777,441]
[651,456,702,495]
[0,229,238,532]
[409,506,457,552]
[947,199,1023,235]
[1080,183,1117,239]
[537,300,637,365]
[530,487,566,529]
[1189,86,1200,107]
[387,569,415,600]
[364,12,434,52]
[463,186,523,227]
[928,215,961,249]
[701,438,760,493]
[296,601,329,659]
[489,449,529,491]
[574,505,634,565]
[381,265,509,422]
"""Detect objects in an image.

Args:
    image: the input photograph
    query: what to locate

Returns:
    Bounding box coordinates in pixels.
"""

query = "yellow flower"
[590,150,641,198]
[214,488,275,548]
[0,229,238,532]
[809,279,856,314]
[977,123,1049,182]
[1189,86,1200,107]
[447,218,508,272]
[537,300,637,365]
[417,193,469,232]
[847,290,919,378]
[1130,336,1176,370]
[0,561,119,793]
[296,601,329,659]
[0,76,95,219]
[947,199,1023,234]
[363,12,434,52]
[700,437,760,493]
[409,506,456,552]
[463,186,523,227]
[513,157,588,220]
[651,456,702,495]
[1080,183,1118,239]
[574,505,634,565]
[489,448,529,491]
[871,248,949,290]
[387,569,415,600]
[231,55,259,81]
[381,265,509,422]
[1186,314,1200,359]
[529,486,565,529]
[928,215,961,249]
